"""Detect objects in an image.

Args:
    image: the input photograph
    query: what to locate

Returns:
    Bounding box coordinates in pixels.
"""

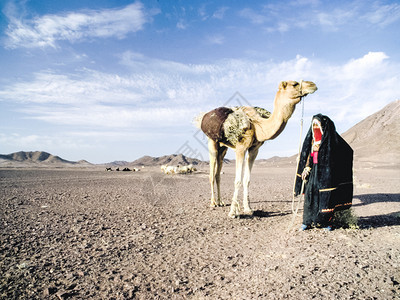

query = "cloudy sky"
[0,0,399,163]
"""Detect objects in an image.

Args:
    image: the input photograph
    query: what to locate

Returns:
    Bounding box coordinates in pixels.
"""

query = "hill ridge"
[341,100,400,165]
[0,151,82,165]
[130,153,206,167]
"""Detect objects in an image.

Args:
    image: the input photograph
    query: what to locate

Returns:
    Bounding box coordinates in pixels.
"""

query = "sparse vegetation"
[333,208,359,229]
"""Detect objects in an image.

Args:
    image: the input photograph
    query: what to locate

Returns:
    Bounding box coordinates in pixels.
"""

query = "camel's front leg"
[229,149,245,218]
[215,146,228,206]
[242,143,262,214]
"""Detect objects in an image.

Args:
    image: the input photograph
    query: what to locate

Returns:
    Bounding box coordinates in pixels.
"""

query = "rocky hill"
[0,151,71,163]
[0,151,91,167]
[341,100,400,167]
[131,154,205,167]
[105,161,130,167]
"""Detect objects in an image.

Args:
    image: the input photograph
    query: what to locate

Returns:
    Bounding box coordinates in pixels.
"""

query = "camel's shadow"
[221,202,293,219]
[239,210,291,219]
[353,193,400,228]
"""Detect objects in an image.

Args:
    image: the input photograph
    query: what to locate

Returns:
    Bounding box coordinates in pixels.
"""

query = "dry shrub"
[333,208,359,229]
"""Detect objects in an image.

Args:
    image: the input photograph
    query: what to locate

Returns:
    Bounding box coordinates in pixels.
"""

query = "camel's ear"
[280,81,287,89]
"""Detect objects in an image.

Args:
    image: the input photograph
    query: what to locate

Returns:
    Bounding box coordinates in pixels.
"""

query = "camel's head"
[277,80,317,104]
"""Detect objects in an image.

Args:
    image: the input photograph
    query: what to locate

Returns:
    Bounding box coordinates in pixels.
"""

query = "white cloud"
[242,1,400,33]
[176,19,187,30]
[4,2,156,49]
[316,9,355,31]
[21,104,197,129]
[0,133,85,152]
[342,52,389,80]
[1,52,398,140]
[206,34,225,45]
[238,8,267,25]
[0,69,162,105]
[289,0,320,6]
[363,2,400,27]
[212,7,229,19]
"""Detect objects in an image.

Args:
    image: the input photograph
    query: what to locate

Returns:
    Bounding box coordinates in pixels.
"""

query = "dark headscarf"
[294,114,353,216]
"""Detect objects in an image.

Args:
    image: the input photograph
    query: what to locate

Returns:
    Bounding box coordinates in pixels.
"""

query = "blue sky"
[0,0,399,163]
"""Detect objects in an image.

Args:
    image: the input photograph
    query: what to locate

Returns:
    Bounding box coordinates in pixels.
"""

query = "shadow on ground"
[239,210,291,219]
[354,193,400,228]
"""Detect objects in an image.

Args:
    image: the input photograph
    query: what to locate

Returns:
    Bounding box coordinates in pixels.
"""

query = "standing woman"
[294,114,354,231]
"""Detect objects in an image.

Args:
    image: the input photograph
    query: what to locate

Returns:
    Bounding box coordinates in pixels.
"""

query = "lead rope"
[287,88,306,231]
[291,97,305,214]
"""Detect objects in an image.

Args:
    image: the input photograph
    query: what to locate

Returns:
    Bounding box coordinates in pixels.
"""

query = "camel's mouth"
[300,81,318,96]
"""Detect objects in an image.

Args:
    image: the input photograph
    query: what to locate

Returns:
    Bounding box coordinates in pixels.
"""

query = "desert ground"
[0,163,399,299]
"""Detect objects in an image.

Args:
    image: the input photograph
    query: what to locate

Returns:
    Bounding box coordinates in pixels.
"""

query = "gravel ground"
[0,165,399,299]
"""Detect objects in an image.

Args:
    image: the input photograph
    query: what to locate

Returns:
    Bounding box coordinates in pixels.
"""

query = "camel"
[197,80,317,218]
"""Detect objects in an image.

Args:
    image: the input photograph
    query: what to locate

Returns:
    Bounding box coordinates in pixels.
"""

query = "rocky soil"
[0,165,399,299]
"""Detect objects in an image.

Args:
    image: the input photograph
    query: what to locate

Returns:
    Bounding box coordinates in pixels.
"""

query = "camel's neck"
[253,95,298,142]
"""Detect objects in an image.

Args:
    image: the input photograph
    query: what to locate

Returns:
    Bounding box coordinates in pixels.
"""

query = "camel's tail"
[193,112,206,130]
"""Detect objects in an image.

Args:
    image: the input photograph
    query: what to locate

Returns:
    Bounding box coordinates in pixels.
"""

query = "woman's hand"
[301,167,311,180]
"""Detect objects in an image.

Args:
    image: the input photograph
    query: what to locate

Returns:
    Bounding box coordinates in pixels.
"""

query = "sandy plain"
[0,164,399,299]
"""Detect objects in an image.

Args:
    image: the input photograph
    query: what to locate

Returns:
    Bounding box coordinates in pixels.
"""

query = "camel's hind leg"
[208,139,226,207]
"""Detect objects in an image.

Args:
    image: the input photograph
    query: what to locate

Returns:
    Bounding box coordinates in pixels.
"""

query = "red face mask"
[312,119,323,143]
[313,127,322,143]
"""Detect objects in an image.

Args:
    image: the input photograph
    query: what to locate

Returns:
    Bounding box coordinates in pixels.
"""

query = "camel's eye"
[293,82,299,87]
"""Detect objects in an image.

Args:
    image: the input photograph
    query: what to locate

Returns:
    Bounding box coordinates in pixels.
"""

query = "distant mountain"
[0,151,70,163]
[341,100,400,166]
[255,155,296,167]
[131,154,205,167]
[76,160,93,166]
[105,161,130,167]
[0,151,92,166]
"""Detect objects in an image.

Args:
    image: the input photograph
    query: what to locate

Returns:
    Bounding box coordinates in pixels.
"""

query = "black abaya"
[294,114,354,226]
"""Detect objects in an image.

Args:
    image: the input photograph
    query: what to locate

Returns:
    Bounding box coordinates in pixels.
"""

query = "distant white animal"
[161,165,178,174]
[161,164,197,175]
[178,164,197,174]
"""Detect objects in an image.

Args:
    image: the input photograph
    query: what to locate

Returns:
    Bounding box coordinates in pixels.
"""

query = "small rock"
[17,262,28,269]
[77,271,85,277]
[66,283,77,290]
[44,286,58,296]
